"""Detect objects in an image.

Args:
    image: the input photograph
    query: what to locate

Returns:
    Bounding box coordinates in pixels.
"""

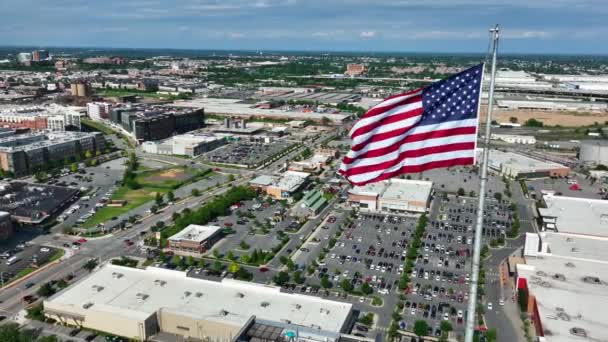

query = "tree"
[273,271,290,286]
[228,262,240,274]
[509,116,518,124]
[37,282,56,297]
[227,250,235,261]
[440,320,453,333]
[191,188,200,197]
[155,192,164,205]
[340,279,353,292]
[172,212,181,221]
[320,276,333,288]
[360,282,373,295]
[83,258,98,272]
[187,256,195,267]
[84,150,92,159]
[212,260,223,273]
[457,188,465,196]
[469,190,476,197]
[485,329,497,342]
[228,174,236,182]
[172,255,181,266]
[239,240,250,250]
[167,190,175,202]
[524,118,544,127]
[518,288,529,312]
[293,270,305,284]
[413,320,429,339]
[493,192,503,201]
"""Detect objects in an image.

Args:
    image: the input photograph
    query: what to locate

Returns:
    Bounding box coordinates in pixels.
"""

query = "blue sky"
[2,0,608,54]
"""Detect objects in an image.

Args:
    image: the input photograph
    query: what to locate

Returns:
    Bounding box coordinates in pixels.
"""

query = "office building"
[110,107,205,142]
[348,179,433,214]
[16,52,32,64]
[87,102,111,121]
[31,50,49,62]
[70,82,91,97]
[167,224,222,256]
[44,264,353,341]
[0,132,105,176]
[483,149,570,179]
[0,211,13,241]
[141,133,226,157]
[345,64,366,76]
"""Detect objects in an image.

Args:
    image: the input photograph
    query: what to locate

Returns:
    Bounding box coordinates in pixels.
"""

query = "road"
[0,128,337,322]
[482,178,535,342]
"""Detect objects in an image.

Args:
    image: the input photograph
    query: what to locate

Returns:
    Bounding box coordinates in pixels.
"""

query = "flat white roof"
[539,195,608,237]
[273,171,310,192]
[485,149,568,173]
[45,264,352,332]
[168,224,221,243]
[520,231,608,342]
[171,98,349,123]
[250,175,274,186]
[350,179,433,203]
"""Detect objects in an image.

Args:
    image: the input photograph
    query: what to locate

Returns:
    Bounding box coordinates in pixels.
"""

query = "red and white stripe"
[339,95,478,186]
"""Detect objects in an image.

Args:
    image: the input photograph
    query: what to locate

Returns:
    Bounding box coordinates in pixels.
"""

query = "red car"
[258,267,269,273]
[77,238,87,243]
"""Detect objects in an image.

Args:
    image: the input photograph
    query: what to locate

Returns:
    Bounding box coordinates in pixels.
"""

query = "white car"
[72,245,80,250]
[40,247,50,253]
[457,310,463,318]
[499,299,505,306]
[487,302,493,310]
[443,312,449,321]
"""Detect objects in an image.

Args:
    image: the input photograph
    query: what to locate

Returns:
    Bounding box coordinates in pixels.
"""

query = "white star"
[442,104,446,107]
[432,115,436,118]
[473,80,477,83]
[442,113,446,117]
[431,95,435,98]
[466,73,470,77]
[462,110,466,114]
[441,84,444,88]
[441,92,446,96]
[456,76,459,80]
[451,82,455,85]
[475,70,479,74]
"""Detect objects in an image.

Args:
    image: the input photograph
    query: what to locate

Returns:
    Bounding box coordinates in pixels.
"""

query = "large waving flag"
[339,64,484,186]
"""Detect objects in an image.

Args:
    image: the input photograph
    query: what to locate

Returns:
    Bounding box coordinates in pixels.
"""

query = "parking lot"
[0,244,61,285]
[399,194,513,336]
[525,173,604,200]
[209,197,302,261]
[203,141,293,168]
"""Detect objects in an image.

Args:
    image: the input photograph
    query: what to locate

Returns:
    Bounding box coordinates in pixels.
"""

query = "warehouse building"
[490,134,536,145]
[141,133,227,157]
[538,194,608,237]
[44,264,353,341]
[0,181,78,224]
[483,149,570,179]
[167,224,222,256]
[348,179,433,214]
[579,140,608,166]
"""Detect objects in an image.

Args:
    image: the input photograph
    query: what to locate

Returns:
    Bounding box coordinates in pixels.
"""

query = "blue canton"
[421,64,484,125]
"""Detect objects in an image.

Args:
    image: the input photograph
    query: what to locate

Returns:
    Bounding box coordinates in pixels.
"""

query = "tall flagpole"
[464,25,499,342]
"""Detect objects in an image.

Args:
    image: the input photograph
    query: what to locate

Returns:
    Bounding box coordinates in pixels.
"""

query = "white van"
[6,256,20,265]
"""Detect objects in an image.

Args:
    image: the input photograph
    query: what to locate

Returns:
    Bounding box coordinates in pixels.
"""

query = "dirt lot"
[142,168,193,183]
[480,106,608,127]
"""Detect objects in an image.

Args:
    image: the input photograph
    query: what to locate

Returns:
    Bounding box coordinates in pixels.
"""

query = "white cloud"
[360,31,377,38]
[503,30,553,39]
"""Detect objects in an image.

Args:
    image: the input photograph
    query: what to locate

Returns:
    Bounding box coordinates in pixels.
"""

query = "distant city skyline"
[3,0,608,54]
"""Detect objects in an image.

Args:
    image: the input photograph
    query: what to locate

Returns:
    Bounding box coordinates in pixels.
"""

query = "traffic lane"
[292,211,346,267]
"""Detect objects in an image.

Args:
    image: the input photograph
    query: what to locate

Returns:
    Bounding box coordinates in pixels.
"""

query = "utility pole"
[464,24,500,342]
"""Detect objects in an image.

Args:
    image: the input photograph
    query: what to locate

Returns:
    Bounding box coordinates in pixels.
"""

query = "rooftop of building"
[350,179,433,203]
[273,171,310,192]
[539,194,608,237]
[168,224,221,243]
[520,231,608,342]
[44,264,352,332]
[0,131,100,153]
[170,98,349,123]
[486,149,568,172]
[0,181,78,223]
[250,175,274,187]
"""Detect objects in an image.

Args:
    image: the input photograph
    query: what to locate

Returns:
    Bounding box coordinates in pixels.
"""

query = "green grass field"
[83,167,209,228]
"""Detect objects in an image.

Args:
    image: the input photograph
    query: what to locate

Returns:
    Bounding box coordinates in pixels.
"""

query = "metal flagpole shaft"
[464,25,499,342]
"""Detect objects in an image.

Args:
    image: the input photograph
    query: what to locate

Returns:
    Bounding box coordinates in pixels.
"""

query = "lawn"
[83,167,210,228]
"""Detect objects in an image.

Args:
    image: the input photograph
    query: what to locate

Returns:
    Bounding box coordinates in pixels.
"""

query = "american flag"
[339,64,484,186]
